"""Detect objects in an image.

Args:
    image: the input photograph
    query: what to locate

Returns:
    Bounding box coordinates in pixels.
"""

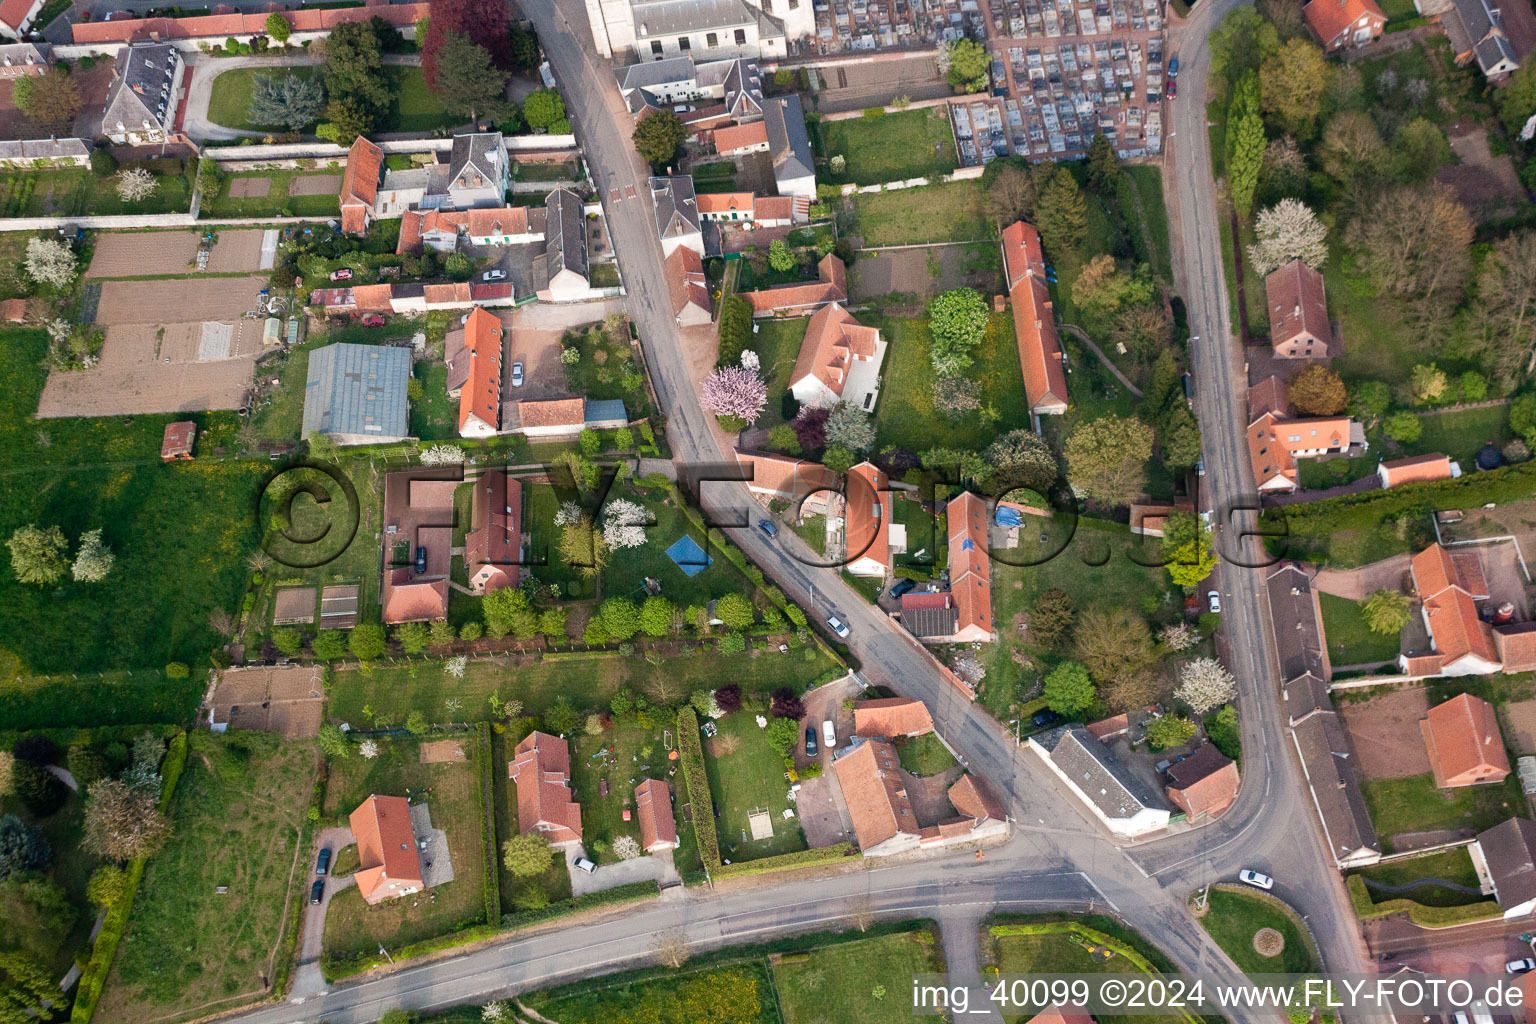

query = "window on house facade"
[735,28,747,44]
[651,40,663,55]
[707,31,718,46]
[679,35,690,49]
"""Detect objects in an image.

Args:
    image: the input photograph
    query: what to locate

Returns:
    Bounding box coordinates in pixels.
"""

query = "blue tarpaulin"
[665,534,712,577]
[994,507,1023,527]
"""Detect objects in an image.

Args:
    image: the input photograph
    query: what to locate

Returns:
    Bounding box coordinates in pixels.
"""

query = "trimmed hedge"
[1344,874,1503,927]
[0,672,203,730]
[675,707,721,869]
[477,722,500,926]
[502,880,658,931]
[715,842,859,879]
[71,730,190,1023]
[1267,461,1535,539]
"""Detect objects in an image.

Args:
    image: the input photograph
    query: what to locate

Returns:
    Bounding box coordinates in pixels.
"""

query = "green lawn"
[706,710,807,861]
[321,735,491,959]
[1198,888,1320,976]
[1319,593,1402,666]
[201,170,343,220]
[0,164,192,217]
[774,930,943,1022]
[206,66,460,135]
[1118,167,1171,283]
[1413,404,1512,463]
[987,920,1185,1024]
[491,729,572,913]
[531,962,774,1024]
[248,340,313,443]
[841,570,883,604]
[559,320,652,418]
[789,513,827,554]
[569,721,676,861]
[895,733,956,776]
[849,181,990,247]
[329,646,838,726]
[1325,253,1426,389]
[205,66,322,130]
[411,360,456,441]
[101,733,316,1024]
[1350,847,1485,907]
[815,109,959,187]
[1361,773,1527,850]
[868,313,1032,451]
[1,669,205,730]
[747,316,808,434]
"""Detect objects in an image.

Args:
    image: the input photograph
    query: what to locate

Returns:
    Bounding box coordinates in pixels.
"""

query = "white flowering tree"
[601,498,649,550]
[1175,657,1237,715]
[444,655,468,679]
[482,1003,511,1023]
[1158,623,1198,653]
[1246,199,1329,277]
[420,443,466,466]
[700,365,767,430]
[554,501,584,526]
[25,237,78,289]
[71,528,114,583]
[359,740,380,759]
[612,834,641,860]
[115,168,159,203]
[740,349,761,373]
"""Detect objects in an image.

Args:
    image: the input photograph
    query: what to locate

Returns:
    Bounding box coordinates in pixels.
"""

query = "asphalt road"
[226,1,1369,1019]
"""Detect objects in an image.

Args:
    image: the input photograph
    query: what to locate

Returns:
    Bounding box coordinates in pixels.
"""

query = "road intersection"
[237,0,1373,1018]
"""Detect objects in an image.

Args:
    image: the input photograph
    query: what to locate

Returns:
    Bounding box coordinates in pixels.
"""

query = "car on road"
[757,518,777,539]
[1165,77,1177,99]
[826,615,850,638]
[1507,959,1536,975]
[889,578,916,599]
[309,879,324,904]
[361,314,385,327]
[804,727,818,757]
[1168,56,1179,77]
[1207,591,1221,614]
[1238,870,1273,890]
[511,361,524,387]
[316,848,331,876]
[329,269,352,281]
[482,269,507,281]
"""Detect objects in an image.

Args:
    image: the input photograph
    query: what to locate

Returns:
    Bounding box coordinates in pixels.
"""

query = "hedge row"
[0,722,181,752]
[0,673,203,731]
[675,707,721,869]
[1266,461,1535,538]
[1344,874,1503,927]
[501,881,659,931]
[476,722,500,926]
[715,842,859,880]
[71,731,190,1023]
[321,923,503,982]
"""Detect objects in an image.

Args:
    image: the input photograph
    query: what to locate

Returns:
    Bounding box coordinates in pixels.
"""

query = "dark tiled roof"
[1037,725,1168,819]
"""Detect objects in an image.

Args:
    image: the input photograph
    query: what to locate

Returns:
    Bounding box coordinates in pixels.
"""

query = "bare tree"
[1470,230,1536,387]
[985,165,1037,225]
[245,550,273,574]
[1346,183,1473,307]
[209,608,237,637]
[653,929,690,968]
[847,894,875,933]
[80,779,173,861]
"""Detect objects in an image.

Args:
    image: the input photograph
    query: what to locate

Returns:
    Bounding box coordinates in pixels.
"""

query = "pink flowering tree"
[701,365,767,432]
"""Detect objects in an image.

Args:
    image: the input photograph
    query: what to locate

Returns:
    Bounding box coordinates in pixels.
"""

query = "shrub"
[675,708,719,868]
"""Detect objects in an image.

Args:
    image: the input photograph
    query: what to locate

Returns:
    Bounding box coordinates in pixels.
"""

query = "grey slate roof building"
[303,343,411,444]
[616,55,697,92]
[716,58,764,119]
[899,597,960,640]
[631,0,787,45]
[545,187,588,283]
[444,132,509,208]
[1474,818,1536,916]
[1031,725,1171,837]
[103,43,181,142]
[0,42,49,73]
[1283,672,1333,724]
[0,137,90,166]
[1266,562,1331,683]
[649,175,700,240]
[1290,704,1381,868]
[1443,0,1522,76]
[763,94,813,179]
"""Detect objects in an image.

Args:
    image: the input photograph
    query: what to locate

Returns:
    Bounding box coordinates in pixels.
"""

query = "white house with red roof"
[842,462,893,578]
[787,302,885,411]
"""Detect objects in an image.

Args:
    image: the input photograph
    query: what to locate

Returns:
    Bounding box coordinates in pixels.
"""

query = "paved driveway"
[565,845,675,896]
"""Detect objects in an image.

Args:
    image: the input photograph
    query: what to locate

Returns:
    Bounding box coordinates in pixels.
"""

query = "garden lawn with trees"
[1197,887,1320,975]
[1318,593,1403,666]
[813,108,960,187]
[491,729,573,914]
[986,917,1188,1024]
[772,928,944,1023]
[703,709,808,860]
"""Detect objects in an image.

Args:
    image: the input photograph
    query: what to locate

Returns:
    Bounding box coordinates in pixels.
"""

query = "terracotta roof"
[160,420,195,458]
[1304,0,1386,45]
[1413,543,1490,600]
[1128,498,1195,536]
[1247,375,1291,420]
[349,795,424,903]
[634,778,678,851]
[423,282,473,307]
[664,245,712,319]
[853,697,935,738]
[456,308,502,433]
[0,0,35,31]
[713,120,769,153]
[1422,693,1510,787]
[1496,622,1536,674]
[509,731,583,844]
[1248,412,1357,490]
[350,283,393,312]
[948,773,1004,822]
[516,397,585,429]
[1164,743,1240,819]
[845,462,891,573]
[947,490,992,639]
[72,1,429,42]
[1003,222,1068,414]
[1424,588,1500,668]
[695,191,754,216]
[464,469,520,592]
[1024,1008,1095,1024]
[1265,258,1330,354]
[381,567,447,623]
[0,298,26,322]
[467,206,531,238]
[833,739,918,851]
[741,254,847,314]
[733,449,838,505]
[755,195,794,221]
[1086,713,1131,739]
[340,136,383,223]
[1379,453,1454,488]
[789,302,880,401]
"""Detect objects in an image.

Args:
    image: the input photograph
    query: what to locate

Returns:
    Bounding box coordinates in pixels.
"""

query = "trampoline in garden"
[665,534,712,576]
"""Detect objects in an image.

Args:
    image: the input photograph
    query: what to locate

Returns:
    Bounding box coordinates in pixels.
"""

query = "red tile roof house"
[71,1,429,45]
[380,473,453,624]
[843,462,893,579]
[1378,453,1460,489]
[733,449,838,517]
[1023,1009,1096,1024]
[787,301,886,412]
[0,0,45,40]
[446,307,503,438]
[664,246,713,327]
[339,137,384,236]
[1421,692,1511,787]
[350,795,425,905]
[464,469,521,595]
[1247,410,1365,493]
[1303,0,1387,50]
[833,739,922,856]
[1401,543,1503,676]
[634,778,679,853]
[946,490,995,643]
[509,731,583,846]
[853,697,935,738]
[1163,742,1241,822]
[1266,258,1331,359]
[741,253,847,317]
[1001,221,1069,420]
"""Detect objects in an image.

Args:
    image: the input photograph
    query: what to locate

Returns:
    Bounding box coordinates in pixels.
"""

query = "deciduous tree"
[824,401,876,454]
[21,71,81,129]
[1147,715,1198,751]
[1074,606,1155,682]
[1064,415,1155,507]
[1246,199,1328,277]
[944,38,990,92]
[347,622,386,662]
[1043,660,1095,714]
[1362,589,1411,635]
[1346,183,1473,307]
[420,0,508,87]
[23,237,77,289]
[265,12,291,41]
[71,528,114,583]
[1411,363,1449,404]
[7,525,67,585]
[430,33,510,122]
[114,168,159,203]
[1175,657,1237,715]
[1165,535,1218,588]
[926,287,989,376]
[701,365,767,430]
[249,72,326,131]
[632,109,687,167]
[1288,364,1347,416]
[985,429,1057,494]
[768,238,794,272]
[1469,231,1536,388]
[86,864,126,907]
[81,779,172,862]
[984,163,1037,225]
[1259,38,1329,138]
[501,832,551,876]
[1383,410,1422,442]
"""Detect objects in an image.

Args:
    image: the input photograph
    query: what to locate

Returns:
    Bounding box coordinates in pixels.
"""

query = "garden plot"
[289,173,342,196]
[35,320,262,417]
[229,176,272,199]
[86,230,200,277]
[207,228,277,273]
[1338,687,1433,781]
[95,275,266,324]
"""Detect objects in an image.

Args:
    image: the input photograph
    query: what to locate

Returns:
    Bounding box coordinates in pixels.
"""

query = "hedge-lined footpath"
[476,722,500,927]
[1267,461,1534,538]
[71,730,190,1023]
[676,707,862,881]
[502,881,659,931]
[1345,874,1503,927]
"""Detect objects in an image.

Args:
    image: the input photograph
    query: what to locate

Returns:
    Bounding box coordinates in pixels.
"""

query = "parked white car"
[826,615,850,639]
[1238,870,1273,890]
[1506,959,1536,975]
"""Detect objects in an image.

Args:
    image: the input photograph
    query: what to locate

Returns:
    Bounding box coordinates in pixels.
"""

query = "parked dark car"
[1168,56,1179,77]
[757,518,778,539]
[889,578,916,599]
[316,847,331,876]
[309,879,324,904]
[1032,710,1063,730]
[415,546,427,574]
[805,726,818,757]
